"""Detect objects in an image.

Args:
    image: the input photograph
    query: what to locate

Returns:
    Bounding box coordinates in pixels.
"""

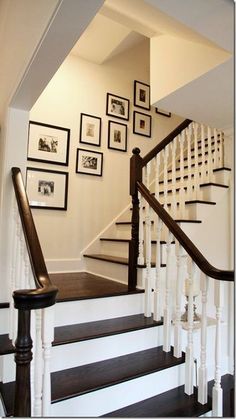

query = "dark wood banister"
[11,167,58,417]
[142,119,192,167]
[137,181,234,282]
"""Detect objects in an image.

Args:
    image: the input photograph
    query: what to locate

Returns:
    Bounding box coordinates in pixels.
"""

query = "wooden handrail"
[137,181,234,282]
[142,119,192,167]
[11,167,58,309]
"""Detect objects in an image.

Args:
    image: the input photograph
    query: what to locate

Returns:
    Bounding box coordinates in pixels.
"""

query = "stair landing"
[49,272,143,302]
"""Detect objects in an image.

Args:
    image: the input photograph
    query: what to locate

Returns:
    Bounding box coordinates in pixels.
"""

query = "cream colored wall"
[29,40,183,270]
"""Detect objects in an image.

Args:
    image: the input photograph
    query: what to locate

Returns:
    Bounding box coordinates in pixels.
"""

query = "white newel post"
[153,216,163,321]
[42,305,55,416]
[174,244,186,358]
[138,192,144,265]
[198,274,209,405]
[144,200,152,317]
[185,260,195,395]
[212,281,224,417]
[163,229,173,352]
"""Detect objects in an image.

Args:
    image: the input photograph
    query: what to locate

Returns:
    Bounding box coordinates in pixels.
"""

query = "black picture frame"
[106,93,130,121]
[26,167,68,210]
[76,148,103,177]
[27,121,70,166]
[134,80,150,111]
[79,113,102,147]
[155,108,171,118]
[108,121,127,152]
[133,111,152,138]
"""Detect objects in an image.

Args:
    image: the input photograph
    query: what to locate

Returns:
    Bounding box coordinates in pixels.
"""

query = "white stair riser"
[100,241,129,258]
[84,257,129,282]
[55,293,144,326]
[213,170,230,185]
[0,309,9,334]
[200,185,228,202]
[0,327,163,382]
[51,363,185,417]
[186,203,216,220]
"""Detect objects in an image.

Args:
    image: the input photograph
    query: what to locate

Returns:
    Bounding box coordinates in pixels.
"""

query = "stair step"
[84,254,166,268]
[185,200,216,205]
[213,166,231,172]
[54,314,162,346]
[100,238,171,245]
[200,182,229,188]
[103,385,211,417]
[168,163,231,174]
[116,221,154,226]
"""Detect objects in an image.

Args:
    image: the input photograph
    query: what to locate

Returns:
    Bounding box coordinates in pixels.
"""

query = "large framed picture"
[134,80,150,111]
[108,121,127,152]
[133,111,152,138]
[76,148,103,177]
[26,167,68,210]
[27,121,70,166]
[79,113,101,147]
[106,93,129,121]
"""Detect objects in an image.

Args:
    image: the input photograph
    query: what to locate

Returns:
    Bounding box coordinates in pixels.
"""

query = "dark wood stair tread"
[103,385,211,417]
[51,346,185,403]
[185,200,216,205]
[84,254,166,268]
[100,238,173,245]
[213,166,231,172]
[200,182,229,188]
[175,219,202,223]
[116,221,154,225]
[50,272,143,302]
[54,314,162,346]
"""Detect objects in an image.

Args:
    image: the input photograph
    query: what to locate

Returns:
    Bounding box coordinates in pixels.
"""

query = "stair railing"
[128,120,233,417]
[10,167,58,417]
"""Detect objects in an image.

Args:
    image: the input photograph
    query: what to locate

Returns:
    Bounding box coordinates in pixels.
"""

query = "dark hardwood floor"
[49,272,143,302]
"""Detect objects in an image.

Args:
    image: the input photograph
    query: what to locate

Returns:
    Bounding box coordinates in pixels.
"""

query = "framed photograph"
[134,80,150,110]
[79,113,101,147]
[76,148,103,176]
[108,121,127,152]
[156,108,171,118]
[27,121,70,166]
[106,93,129,121]
[26,168,68,210]
[133,111,152,138]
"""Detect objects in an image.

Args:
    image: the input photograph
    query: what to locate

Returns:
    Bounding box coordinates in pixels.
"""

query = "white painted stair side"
[0,308,9,334]
[51,363,185,417]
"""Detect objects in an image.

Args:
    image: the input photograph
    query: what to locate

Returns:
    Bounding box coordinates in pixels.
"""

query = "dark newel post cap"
[132,148,140,155]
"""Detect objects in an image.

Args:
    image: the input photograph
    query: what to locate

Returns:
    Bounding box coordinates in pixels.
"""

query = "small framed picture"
[108,121,127,152]
[26,168,68,210]
[27,121,70,166]
[156,108,171,118]
[134,80,150,111]
[79,113,101,147]
[76,148,103,176]
[106,93,129,121]
[133,111,152,138]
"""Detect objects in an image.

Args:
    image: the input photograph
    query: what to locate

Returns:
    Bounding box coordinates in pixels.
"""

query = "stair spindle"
[207,127,213,182]
[163,229,173,352]
[33,309,43,416]
[184,260,195,395]
[200,124,206,184]
[213,129,218,170]
[179,133,185,218]
[198,273,209,405]
[174,244,186,358]
[9,203,18,341]
[137,192,144,266]
[219,131,224,167]
[171,139,177,218]
[193,122,199,199]
[144,201,152,317]
[163,146,169,211]
[153,216,163,321]
[186,124,192,200]
[42,306,55,416]
[212,281,224,416]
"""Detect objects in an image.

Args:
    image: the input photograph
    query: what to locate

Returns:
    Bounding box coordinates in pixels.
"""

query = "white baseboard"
[46,258,84,273]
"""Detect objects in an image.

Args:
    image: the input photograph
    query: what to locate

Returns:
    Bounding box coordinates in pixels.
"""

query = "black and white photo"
[27,121,70,166]
[106,93,129,121]
[80,113,101,146]
[76,148,103,176]
[108,121,127,152]
[133,111,152,137]
[134,80,150,110]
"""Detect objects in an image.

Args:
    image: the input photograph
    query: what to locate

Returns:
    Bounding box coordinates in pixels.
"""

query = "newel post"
[128,148,143,290]
[13,298,33,417]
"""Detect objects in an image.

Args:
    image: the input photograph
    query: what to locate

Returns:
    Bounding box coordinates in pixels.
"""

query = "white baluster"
[198,274,209,405]
[31,309,36,414]
[153,216,163,321]
[163,229,173,352]
[174,244,186,358]
[213,128,218,170]
[179,133,185,218]
[184,260,195,395]
[201,124,206,184]
[212,281,224,417]
[138,192,144,266]
[9,202,18,340]
[144,201,152,317]
[155,154,160,202]
[171,139,177,218]
[219,131,224,167]
[193,122,200,199]
[42,305,55,416]
[186,125,192,200]
[34,309,43,417]
[163,146,169,210]
[207,126,213,182]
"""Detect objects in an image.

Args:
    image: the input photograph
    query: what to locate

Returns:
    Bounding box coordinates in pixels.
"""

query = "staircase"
[0,120,234,417]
